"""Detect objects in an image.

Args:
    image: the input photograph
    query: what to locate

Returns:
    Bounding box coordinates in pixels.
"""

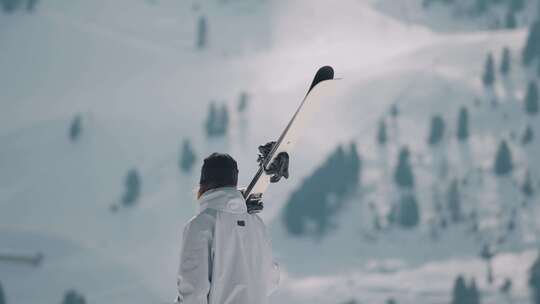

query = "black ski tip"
[308,66,334,93]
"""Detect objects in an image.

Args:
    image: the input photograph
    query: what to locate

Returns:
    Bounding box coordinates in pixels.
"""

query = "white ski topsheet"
[249,78,341,198]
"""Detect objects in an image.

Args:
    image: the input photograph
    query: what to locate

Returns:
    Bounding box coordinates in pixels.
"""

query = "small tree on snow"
[179,139,197,173]
[0,281,5,304]
[1,0,20,12]
[237,92,249,113]
[505,9,517,29]
[500,47,511,75]
[451,275,469,304]
[398,193,420,228]
[529,252,540,304]
[500,278,512,295]
[452,275,481,304]
[522,171,535,198]
[494,140,513,176]
[525,82,539,115]
[219,104,229,135]
[390,103,399,119]
[205,102,229,137]
[205,102,216,137]
[523,21,540,66]
[428,115,445,146]
[27,0,38,11]
[510,0,525,12]
[480,244,495,285]
[69,114,82,142]
[475,0,488,14]
[62,289,86,304]
[469,279,481,304]
[377,119,388,146]
[394,147,414,188]
[483,53,495,87]
[447,179,461,223]
[347,142,361,188]
[122,168,141,207]
[196,16,207,49]
[522,125,534,145]
[457,107,469,141]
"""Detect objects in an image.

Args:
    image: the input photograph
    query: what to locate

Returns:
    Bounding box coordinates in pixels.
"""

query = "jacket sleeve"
[176,219,213,304]
[268,256,280,296]
[258,216,280,296]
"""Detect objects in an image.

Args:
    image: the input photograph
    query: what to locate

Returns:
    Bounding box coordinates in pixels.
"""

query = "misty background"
[1,0,540,303]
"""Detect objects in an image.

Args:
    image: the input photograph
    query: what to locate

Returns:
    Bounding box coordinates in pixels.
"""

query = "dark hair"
[197,153,238,199]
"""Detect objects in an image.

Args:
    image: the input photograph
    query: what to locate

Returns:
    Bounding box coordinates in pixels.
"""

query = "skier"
[176,152,280,304]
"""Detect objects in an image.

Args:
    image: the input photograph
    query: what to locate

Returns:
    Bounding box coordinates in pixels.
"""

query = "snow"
[0,0,538,303]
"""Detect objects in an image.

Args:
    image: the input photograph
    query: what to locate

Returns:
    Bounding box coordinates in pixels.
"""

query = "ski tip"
[308,66,334,93]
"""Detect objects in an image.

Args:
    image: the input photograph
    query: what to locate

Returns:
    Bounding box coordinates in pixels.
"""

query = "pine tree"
[525,82,539,115]
[2,0,20,12]
[377,119,388,145]
[0,281,5,304]
[219,104,229,136]
[451,275,469,304]
[447,179,461,223]
[205,102,218,137]
[283,144,353,236]
[394,147,414,188]
[500,278,512,294]
[468,278,481,304]
[122,168,141,207]
[398,193,420,228]
[26,0,37,11]
[522,171,534,197]
[457,107,470,141]
[179,139,197,173]
[62,290,86,304]
[69,114,82,142]
[390,103,399,118]
[237,92,248,113]
[480,244,495,285]
[523,21,540,66]
[505,9,517,29]
[510,0,524,12]
[475,0,488,14]
[196,16,207,49]
[500,47,511,76]
[328,145,348,197]
[494,140,513,176]
[428,115,445,146]
[483,53,495,87]
[530,252,540,304]
[347,142,361,188]
[522,125,534,145]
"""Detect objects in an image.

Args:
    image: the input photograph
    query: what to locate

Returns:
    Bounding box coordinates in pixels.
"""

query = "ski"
[243,66,339,213]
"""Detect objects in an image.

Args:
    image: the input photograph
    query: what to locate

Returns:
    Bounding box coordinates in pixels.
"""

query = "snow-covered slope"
[0,0,538,303]
[374,0,539,32]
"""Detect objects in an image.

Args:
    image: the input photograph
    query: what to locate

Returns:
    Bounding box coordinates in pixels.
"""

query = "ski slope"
[0,0,537,303]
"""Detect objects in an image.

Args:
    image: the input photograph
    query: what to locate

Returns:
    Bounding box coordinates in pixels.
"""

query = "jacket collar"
[199,187,247,214]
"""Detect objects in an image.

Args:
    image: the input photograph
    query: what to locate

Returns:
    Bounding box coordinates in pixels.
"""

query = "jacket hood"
[199,187,247,214]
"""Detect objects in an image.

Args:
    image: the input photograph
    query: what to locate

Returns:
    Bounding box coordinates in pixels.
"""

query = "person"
[176,153,280,304]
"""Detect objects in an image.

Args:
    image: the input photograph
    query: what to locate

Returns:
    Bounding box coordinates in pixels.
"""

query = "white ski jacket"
[176,187,279,304]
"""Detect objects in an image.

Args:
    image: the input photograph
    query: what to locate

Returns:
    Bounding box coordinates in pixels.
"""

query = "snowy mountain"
[0,0,539,304]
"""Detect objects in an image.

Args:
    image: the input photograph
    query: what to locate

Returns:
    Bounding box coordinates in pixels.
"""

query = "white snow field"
[0,0,538,303]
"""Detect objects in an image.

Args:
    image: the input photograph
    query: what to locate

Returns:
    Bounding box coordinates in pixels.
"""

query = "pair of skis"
[243,66,340,213]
